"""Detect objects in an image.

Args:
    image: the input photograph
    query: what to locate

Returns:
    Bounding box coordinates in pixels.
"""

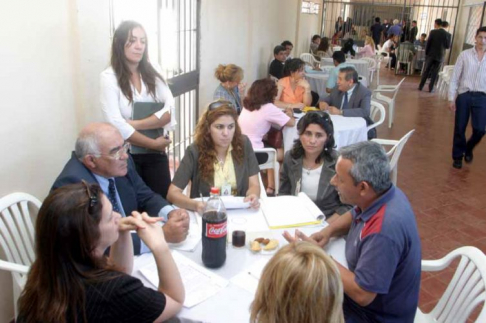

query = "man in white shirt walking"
[449,26,486,169]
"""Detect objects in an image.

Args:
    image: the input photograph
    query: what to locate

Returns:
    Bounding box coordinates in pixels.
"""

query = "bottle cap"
[210,187,220,194]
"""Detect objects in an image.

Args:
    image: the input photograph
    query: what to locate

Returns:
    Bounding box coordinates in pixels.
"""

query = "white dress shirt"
[100,65,177,139]
[448,47,486,101]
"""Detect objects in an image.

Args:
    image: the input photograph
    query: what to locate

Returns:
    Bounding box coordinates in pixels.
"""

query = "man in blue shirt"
[387,19,402,37]
[284,141,421,323]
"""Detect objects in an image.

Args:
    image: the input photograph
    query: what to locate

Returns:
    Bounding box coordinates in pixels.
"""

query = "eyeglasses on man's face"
[97,142,130,160]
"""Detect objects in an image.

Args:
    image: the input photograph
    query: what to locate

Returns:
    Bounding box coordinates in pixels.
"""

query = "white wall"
[295,0,323,57]
[199,0,301,109]
[0,0,81,320]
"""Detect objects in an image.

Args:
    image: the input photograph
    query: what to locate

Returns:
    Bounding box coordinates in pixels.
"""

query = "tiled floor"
[376,67,485,321]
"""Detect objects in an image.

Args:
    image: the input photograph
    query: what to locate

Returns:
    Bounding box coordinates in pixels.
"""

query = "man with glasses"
[52,123,190,254]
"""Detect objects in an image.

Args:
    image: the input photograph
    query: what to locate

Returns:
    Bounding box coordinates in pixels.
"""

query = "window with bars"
[465,5,483,46]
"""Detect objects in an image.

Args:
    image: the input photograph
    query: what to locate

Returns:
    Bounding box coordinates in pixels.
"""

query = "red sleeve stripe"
[360,205,387,240]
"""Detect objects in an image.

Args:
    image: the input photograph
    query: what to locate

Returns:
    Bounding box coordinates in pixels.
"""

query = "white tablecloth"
[282,113,368,154]
[319,58,370,79]
[133,207,347,323]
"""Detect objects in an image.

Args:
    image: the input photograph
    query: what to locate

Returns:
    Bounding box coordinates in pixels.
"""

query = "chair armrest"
[376,85,397,90]
[371,138,399,146]
[373,88,397,93]
[0,260,29,275]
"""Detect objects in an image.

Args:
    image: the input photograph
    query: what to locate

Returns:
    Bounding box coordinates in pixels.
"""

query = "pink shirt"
[238,103,290,149]
[358,44,375,58]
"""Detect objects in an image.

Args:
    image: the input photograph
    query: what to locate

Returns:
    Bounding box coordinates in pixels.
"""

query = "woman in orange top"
[275,58,313,110]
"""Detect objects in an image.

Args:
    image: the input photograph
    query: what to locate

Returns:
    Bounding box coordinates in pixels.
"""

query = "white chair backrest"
[419,246,486,322]
[300,53,317,67]
[361,57,377,69]
[255,148,280,195]
[386,129,415,170]
[0,192,40,266]
[369,100,386,130]
[391,77,406,101]
[0,192,41,317]
[333,46,342,52]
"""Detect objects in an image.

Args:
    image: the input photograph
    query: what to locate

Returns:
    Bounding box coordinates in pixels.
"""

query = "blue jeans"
[452,92,486,160]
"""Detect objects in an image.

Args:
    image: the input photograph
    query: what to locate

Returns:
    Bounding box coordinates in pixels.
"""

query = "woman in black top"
[17,182,184,323]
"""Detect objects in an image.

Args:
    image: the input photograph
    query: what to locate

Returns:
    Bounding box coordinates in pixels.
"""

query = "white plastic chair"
[360,57,377,85]
[371,129,415,185]
[376,47,391,70]
[368,100,386,132]
[372,77,406,128]
[0,192,41,316]
[300,53,320,68]
[255,148,280,196]
[438,66,455,100]
[415,246,486,323]
[332,46,342,52]
[437,65,454,90]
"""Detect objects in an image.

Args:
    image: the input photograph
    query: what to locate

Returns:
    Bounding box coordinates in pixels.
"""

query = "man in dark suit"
[319,67,375,138]
[52,123,190,254]
[370,17,384,49]
[419,18,450,92]
[409,20,418,42]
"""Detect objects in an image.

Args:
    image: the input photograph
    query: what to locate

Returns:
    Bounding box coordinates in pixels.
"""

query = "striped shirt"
[448,47,486,101]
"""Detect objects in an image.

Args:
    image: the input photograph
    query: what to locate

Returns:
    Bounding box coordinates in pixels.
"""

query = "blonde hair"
[214,64,244,83]
[250,242,344,323]
[365,36,375,49]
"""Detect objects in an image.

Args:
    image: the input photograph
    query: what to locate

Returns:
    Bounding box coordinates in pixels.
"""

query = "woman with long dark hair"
[100,20,174,198]
[167,101,260,214]
[279,112,351,222]
[316,37,333,59]
[17,182,184,322]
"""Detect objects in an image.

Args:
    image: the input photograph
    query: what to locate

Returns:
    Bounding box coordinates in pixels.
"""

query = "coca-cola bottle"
[202,187,227,268]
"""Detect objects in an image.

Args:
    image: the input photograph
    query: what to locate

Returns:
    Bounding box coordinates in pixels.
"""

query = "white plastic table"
[132,207,347,323]
[319,58,370,79]
[282,113,368,154]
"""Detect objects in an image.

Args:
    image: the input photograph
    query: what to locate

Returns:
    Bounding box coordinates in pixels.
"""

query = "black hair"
[283,58,305,77]
[339,66,358,83]
[477,26,486,36]
[421,33,427,38]
[281,40,293,47]
[341,39,356,56]
[375,17,380,23]
[442,21,449,28]
[291,112,336,163]
[312,35,321,42]
[435,18,443,26]
[332,51,346,64]
[274,45,286,56]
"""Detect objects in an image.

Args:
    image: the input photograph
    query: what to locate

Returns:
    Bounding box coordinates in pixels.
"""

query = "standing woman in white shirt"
[100,21,175,198]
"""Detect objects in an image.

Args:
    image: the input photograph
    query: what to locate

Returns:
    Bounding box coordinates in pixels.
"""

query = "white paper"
[139,251,229,308]
[229,258,269,295]
[196,196,250,210]
[261,193,324,228]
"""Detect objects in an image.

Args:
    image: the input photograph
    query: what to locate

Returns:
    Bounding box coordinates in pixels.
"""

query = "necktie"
[342,91,349,110]
[108,179,121,213]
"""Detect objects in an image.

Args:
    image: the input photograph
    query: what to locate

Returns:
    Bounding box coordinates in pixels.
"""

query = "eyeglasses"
[97,142,130,160]
[207,100,235,112]
[81,180,98,215]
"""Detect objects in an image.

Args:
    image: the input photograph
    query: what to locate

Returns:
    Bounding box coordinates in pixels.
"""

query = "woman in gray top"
[279,112,351,222]
[167,100,261,214]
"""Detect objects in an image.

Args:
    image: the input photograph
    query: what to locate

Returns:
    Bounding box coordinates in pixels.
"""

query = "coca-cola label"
[205,221,227,238]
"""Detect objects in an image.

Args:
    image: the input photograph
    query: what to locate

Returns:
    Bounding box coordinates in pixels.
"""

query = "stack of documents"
[261,192,324,229]
[139,251,228,308]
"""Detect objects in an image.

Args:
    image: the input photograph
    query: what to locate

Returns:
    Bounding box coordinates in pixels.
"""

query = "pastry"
[251,240,262,252]
[263,239,279,251]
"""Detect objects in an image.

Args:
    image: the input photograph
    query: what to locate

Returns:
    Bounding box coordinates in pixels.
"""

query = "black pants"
[419,57,441,91]
[131,153,171,199]
[452,92,486,160]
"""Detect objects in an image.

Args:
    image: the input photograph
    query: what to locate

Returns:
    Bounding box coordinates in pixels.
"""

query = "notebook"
[131,102,165,154]
[261,192,325,229]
